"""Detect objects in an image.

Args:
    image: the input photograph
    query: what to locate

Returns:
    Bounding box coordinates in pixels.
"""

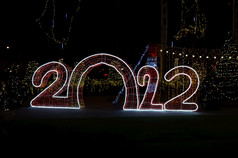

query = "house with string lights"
[148,0,238,108]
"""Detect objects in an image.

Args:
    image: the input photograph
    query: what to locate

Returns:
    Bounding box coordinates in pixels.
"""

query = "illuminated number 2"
[30,62,75,108]
[164,66,200,111]
[137,65,163,110]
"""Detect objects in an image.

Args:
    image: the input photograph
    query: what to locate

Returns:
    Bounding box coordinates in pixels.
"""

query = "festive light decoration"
[0,65,25,110]
[137,65,163,110]
[147,44,158,67]
[30,54,140,109]
[164,66,200,111]
[69,53,140,110]
[30,61,75,108]
[36,0,81,48]
[30,53,200,111]
[113,45,149,104]
[164,47,222,61]
[175,0,207,40]
[216,32,238,103]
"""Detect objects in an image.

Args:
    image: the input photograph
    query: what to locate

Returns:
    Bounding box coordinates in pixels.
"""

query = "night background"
[0,0,233,64]
[0,0,238,154]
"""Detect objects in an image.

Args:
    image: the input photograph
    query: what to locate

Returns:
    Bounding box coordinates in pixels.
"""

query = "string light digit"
[164,66,200,111]
[30,62,75,108]
[137,65,163,110]
[68,53,140,110]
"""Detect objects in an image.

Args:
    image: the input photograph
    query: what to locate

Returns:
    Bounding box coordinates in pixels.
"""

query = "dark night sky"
[0,0,233,66]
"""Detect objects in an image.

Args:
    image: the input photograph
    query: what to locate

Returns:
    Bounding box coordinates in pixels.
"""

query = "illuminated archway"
[68,53,140,110]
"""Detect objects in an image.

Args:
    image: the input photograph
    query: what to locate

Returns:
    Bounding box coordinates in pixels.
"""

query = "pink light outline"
[68,53,140,110]
[137,65,163,111]
[163,66,200,112]
[30,61,78,109]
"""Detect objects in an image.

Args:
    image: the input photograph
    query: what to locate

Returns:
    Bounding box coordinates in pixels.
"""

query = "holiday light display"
[147,44,158,67]
[30,53,200,111]
[36,0,81,49]
[137,65,163,110]
[113,45,149,104]
[216,33,238,104]
[68,53,139,110]
[175,0,207,41]
[164,66,200,111]
[30,61,75,108]
[31,54,140,109]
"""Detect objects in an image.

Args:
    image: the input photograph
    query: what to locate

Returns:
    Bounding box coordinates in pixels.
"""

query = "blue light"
[113,45,149,104]
[52,18,55,28]
[65,13,68,20]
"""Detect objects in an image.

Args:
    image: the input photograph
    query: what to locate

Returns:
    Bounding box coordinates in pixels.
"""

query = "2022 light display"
[30,53,200,111]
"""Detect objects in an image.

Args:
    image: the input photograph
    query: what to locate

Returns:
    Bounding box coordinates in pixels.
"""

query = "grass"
[1,113,238,153]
